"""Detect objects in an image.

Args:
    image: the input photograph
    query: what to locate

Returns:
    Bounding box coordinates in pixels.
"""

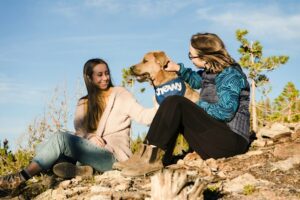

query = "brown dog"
[130,51,200,104]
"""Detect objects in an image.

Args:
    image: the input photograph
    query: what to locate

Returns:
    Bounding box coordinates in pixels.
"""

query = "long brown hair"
[191,33,236,73]
[81,58,113,132]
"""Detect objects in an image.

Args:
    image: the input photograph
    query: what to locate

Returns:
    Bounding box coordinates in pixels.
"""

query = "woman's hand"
[88,135,106,148]
[164,60,180,72]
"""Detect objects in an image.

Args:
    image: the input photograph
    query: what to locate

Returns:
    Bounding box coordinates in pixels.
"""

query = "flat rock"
[258,123,291,139]
[223,173,270,194]
[271,156,300,171]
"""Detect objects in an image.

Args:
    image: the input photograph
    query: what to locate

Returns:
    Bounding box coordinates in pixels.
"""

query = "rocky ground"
[4,122,300,200]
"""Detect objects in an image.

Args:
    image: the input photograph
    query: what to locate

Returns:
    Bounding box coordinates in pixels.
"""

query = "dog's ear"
[153,51,168,68]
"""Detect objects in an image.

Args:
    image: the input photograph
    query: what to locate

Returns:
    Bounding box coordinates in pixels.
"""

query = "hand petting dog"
[164,59,180,72]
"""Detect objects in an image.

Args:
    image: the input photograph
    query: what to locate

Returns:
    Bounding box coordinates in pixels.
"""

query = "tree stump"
[150,169,206,200]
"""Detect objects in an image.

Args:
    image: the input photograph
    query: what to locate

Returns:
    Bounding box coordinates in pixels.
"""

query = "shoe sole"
[53,162,93,179]
[112,161,135,171]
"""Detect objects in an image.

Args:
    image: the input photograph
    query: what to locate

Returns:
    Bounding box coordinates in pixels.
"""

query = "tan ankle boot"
[121,145,165,177]
[53,162,93,179]
[0,172,26,190]
[112,143,147,170]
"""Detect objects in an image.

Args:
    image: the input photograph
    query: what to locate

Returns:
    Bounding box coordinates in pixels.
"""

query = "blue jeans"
[32,131,116,172]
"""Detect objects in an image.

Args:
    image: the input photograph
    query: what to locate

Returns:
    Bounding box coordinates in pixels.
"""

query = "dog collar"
[154,77,186,105]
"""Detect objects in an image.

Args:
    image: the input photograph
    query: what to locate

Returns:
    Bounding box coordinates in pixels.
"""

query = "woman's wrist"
[176,63,185,74]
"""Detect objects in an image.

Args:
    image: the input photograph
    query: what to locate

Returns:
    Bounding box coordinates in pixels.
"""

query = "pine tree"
[236,29,289,131]
[273,82,299,122]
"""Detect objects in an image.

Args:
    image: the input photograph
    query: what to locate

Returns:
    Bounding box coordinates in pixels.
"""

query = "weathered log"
[150,169,206,200]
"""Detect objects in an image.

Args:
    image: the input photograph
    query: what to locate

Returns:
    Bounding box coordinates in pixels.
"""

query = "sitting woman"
[115,33,251,177]
[0,58,157,191]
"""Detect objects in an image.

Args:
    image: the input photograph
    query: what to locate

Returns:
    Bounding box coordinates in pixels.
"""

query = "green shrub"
[173,134,189,155]
[0,140,33,175]
[243,184,256,195]
[131,135,144,153]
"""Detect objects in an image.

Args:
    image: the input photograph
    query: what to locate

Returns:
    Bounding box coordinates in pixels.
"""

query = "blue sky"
[1,0,299,151]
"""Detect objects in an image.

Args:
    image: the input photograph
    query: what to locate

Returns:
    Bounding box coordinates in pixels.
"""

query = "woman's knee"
[160,96,188,109]
[49,131,71,144]
[161,95,186,105]
[35,132,67,151]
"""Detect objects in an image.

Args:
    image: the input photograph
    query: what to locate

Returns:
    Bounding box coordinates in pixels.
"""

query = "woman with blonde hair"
[0,58,157,192]
[116,33,251,177]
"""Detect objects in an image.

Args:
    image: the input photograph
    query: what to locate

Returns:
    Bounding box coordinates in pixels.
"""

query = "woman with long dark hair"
[0,58,156,191]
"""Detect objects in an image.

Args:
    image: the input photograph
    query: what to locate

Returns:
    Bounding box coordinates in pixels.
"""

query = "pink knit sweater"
[73,87,157,161]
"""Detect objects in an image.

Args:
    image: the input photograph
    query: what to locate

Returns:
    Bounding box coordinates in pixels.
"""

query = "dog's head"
[130,51,176,86]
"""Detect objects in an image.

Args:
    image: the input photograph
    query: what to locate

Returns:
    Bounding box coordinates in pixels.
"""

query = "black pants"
[145,96,248,161]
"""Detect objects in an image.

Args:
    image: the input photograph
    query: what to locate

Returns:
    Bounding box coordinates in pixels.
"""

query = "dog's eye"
[143,59,148,63]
